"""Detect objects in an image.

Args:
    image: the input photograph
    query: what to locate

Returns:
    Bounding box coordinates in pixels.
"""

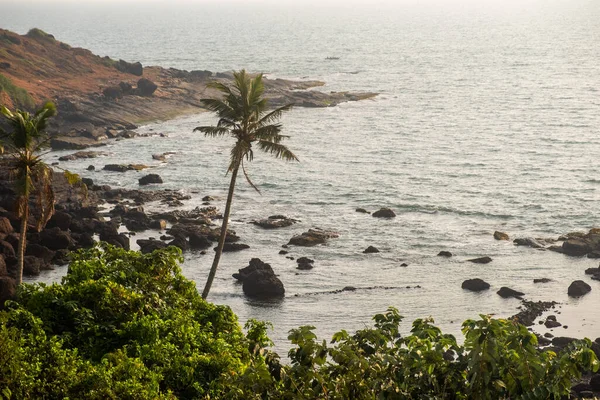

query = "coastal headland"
[0,28,377,149]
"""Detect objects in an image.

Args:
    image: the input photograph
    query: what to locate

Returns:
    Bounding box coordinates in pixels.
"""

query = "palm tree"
[194,70,298,299]
[0,102,57,285]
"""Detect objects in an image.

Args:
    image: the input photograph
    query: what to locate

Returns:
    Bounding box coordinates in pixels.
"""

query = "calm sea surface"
[2,0,600,353]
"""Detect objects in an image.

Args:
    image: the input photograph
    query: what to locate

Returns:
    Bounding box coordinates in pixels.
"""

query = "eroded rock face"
[461,278,490,292]
[372,208,396,218]
[567,280,591,297]
[288,228,339,247]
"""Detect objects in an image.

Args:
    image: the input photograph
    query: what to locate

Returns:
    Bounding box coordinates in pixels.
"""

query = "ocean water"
[2,0,600,353]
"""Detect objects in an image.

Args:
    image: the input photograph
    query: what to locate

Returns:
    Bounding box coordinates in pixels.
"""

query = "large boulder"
[25,244,55,263]
[116,59,143,76]
[372,208,396,218]
[137,78,157,96]
[235,259,285,299]
[104,234,130,250]
[561,238,592,256]
[189,233,211,250]
[363,246,380,254]
[497,287,524,299]
[296,256,315,270]
[39,227,74,251]
[288,228,339,247]
[103,86,123,100]
[139,174,163,185]
[0,240,16,258]
[23,256,46,276]
[137,239,167,254]
[0,276,16,308]
[461,278,490,292]
[46,211,72,231]
[0,217,14,235]
[567,280,591,297]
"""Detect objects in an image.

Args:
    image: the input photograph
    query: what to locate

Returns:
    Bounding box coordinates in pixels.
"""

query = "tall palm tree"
[194,70,298,299]
[0,102,57,285]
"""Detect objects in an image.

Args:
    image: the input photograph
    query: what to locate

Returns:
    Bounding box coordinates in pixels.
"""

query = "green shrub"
[25,28,56,42]
[0,74,35,109]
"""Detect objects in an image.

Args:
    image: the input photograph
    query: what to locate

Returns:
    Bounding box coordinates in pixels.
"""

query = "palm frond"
[193,126,231,137]
[200,98,238,120]
[257,103,293,128]
[229,140,252,173]
[253,124,285,143]
[257,140,299,162]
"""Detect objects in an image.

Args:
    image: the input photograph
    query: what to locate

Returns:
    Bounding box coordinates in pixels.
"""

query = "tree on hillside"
[194,70,298,299]
[0,102,56,285]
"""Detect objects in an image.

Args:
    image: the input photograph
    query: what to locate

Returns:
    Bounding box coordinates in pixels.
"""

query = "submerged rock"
[288,228,339,247]
[372,208,396,218]
[363,245,380,254]
[437,251,452,257]
[497,287,524,299]
[252,215,298,229]
[466,256,493,264]
[513,237,545,249]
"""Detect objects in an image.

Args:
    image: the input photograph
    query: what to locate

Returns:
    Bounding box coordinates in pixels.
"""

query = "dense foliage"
[0,244,597,399]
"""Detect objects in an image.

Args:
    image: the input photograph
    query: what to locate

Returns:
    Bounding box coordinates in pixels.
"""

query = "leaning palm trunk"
[202,164,239,299]
[16,202,28,285]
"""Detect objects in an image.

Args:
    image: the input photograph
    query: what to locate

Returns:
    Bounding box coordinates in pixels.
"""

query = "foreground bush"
[0,244,249,399]
[0,244,598,399]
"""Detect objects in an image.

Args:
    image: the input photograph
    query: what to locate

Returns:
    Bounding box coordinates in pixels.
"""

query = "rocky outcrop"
[139,174,163,185]
[137,238,168,254]
[372,208,396,218]
[513,237,545,249]
[567,280,591,297]
[219,243,250,252]
[288,228,339,247]
[233,258,285,299]
[58,151,106,161]
[296,256,314,270]
[461,278,490,292]
[115,59,143,76]
[252,215,298,229]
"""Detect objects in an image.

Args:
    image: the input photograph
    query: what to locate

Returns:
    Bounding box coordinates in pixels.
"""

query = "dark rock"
[544,320,562,329]
[25,244,55,263]
[242,269,285,299]
[533,278,552,284]
[137,78,158,96]
[125,219,149,232]
[119,81,134,94]
[494,231,509,240]
[579,391,594,398]
[105,234,130,250]
[551,336,577,348]
[562,238,592,256]
[168,236,189,251]
[0,62,11,69]
[103,86,123,100]
[342,286,356,291]
[0,240,16,258]
[497,287,525,299]
[461,278,490,292]
[71,232,95,248]
[437,251,452,257]
[513,237,545,248]
[189,233,211,250]
[571,383,592,394]
[0,277,16,308]
[46,211,72,231]
[52,249,71,265]
[279,250,288,255]
[50,136,108,150]
[584,267,600,275]
[149,219,167,230]
[137,239,167,254]
[363,245,380,253]
[467,256,492,264]
[23,256,46,276]
[586,251,600,259]
[400,263,408,267]
[39,228,74,251]
[219,243,250,252]
[590,374,600,391]
[0,217,14,234]
[115,59,143,76]
[0,256,6,276]
[296,263,313,270]
[58,151,106,162]
[202,196,214,202]
[288,228,339,247]
[372,208,396,218]
[567,280,591,297]
[104,164,148,172]
[544,332,554,338]
[139,174,163,185]
[296,257,314,264]
[233,258,274,281]
[355,208,370,214]
[252,215,297,229]
[119,130,137,139]
[537,336,552,346]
